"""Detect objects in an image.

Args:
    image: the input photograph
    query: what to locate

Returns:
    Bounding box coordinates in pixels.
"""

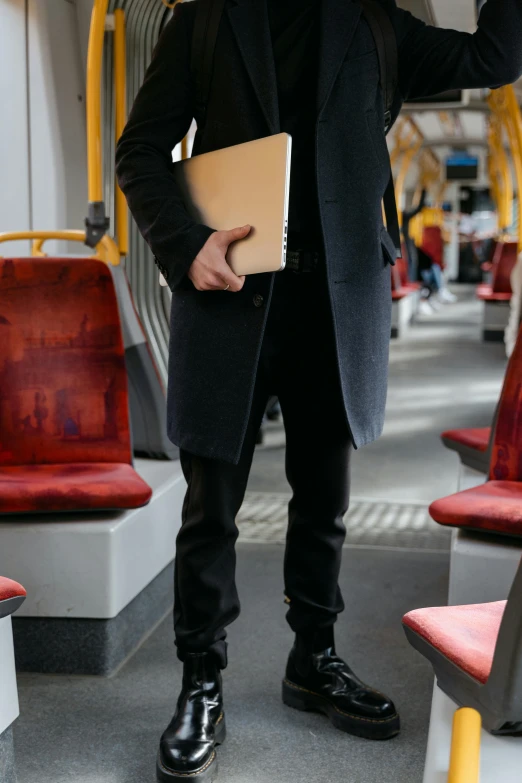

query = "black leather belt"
[285,249,322,273]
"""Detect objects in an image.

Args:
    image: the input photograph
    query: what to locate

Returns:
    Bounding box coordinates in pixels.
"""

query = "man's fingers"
[217,224,251,248]
[217,264,245,292]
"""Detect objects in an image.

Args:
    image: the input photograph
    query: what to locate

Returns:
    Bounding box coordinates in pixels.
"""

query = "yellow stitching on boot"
[159,750,216,778]
[214,712,224,726]
[284,679,399,724]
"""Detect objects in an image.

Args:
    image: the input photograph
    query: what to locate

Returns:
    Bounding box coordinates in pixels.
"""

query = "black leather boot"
[157,652,225,782]
[282,629,400,740]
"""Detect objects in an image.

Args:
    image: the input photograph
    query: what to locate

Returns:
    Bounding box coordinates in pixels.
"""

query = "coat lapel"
[227,0,280,134]
[317,0,362,116]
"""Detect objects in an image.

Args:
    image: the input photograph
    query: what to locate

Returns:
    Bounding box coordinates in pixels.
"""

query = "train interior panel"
[1,0,522,781]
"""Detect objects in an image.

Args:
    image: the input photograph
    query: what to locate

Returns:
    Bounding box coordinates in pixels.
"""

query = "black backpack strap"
[191,0,226,122]
[359,0,398,133]
[359,0,402,257]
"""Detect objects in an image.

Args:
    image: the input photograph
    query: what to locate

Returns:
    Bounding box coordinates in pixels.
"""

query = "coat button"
[253,294,264,308]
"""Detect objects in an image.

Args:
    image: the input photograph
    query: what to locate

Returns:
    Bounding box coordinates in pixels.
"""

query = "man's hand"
[188,225,251,291]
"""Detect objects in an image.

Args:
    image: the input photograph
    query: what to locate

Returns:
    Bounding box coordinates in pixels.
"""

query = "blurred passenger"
[116,0,522,778]
[402,188,427,282]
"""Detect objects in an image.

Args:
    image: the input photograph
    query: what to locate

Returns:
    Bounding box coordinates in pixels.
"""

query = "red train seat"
[430,481,522,537]
[403,555,522,734]
[476,241,517,302]
[431,323,522,537]
[403,601,505,685]
[0,257,152,514]
[0,576,27,618]
[441,427,490,453]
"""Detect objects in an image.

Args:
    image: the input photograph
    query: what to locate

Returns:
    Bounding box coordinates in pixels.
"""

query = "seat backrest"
[396,256,410,287]
[487,556,522,723]
[390,265,402,292]
[0,257,132,466]
[489,323,522,481]
[491,241,517,294]
[421,226,444,268]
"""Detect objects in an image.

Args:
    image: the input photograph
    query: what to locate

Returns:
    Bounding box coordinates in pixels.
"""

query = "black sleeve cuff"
[157,223,216,291]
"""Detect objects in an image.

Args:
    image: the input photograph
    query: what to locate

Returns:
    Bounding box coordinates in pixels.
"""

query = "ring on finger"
[223,284,230,291]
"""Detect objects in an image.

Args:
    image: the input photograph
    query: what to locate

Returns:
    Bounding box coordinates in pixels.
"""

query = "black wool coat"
[116,0,522,464]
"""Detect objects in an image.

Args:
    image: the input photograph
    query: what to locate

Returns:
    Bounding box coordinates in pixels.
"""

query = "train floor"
[14,286,507,783]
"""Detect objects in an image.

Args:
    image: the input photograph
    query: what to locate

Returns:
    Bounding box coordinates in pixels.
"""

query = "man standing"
[116,1,522,779]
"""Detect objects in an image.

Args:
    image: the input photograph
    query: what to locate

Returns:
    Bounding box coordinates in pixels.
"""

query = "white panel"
[430,0,477,32]
[459,111,486,141]
[28,0,88,256]
[0,617,19,735]
[0,460,185,619]
[449,530,522,605]
[413,112,446,142]
[0,0,31,256]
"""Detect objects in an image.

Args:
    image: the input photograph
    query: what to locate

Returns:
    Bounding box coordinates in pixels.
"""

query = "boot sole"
[282,679,400,741]
[156,716,226,782]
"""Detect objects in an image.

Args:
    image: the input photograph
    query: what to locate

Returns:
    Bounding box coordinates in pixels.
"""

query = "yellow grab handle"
[0,231,120,267]
[447,707,481,783]
[114,9,129,257]
[87,0,109,204]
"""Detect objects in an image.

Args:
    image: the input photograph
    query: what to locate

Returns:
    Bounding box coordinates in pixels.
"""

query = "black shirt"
[267,0,322,250]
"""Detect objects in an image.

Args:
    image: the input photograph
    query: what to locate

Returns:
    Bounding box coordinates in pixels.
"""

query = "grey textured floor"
[14,546,448,783]
[13,289,507,783]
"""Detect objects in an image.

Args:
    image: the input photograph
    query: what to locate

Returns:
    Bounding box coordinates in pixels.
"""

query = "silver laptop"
[161,133,291,284]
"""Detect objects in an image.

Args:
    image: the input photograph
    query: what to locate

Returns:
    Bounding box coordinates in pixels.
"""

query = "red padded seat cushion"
[0,576,26,602]
[403,601,505,684]
[476,288,512,302]
[0,463,153,514]
[430,481,522,536]
[442,427,490,453]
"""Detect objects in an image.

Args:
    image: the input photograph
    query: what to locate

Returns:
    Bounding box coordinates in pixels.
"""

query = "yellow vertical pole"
[489,114,513,231]
[490,87,522,252]
[447,708,481,783]
[487,153,502,225]
[505,86,522,251]
[86,0,109,204]
[114,9,128,256]
[395,137,423,212]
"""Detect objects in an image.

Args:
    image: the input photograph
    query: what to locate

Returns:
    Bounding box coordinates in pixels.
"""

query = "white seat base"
[391,290,420,338]
[0,617,19,735]
[0,459,185,619]
[423,684,522,783]
[448,528,522,606]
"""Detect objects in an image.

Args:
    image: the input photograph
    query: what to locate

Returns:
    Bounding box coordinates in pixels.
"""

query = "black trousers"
[174,266,352,667]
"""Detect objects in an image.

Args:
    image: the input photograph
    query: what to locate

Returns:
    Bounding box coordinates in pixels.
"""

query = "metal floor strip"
[238,492,451,551]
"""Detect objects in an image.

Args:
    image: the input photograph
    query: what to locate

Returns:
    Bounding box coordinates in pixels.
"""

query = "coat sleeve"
[389,0,522,101]
[115,3,214,291]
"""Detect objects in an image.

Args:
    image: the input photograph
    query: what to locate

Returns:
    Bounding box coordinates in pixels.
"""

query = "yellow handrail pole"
[505,114,522,252]
[490,87,522,252]
[487,154,502,226]
[447,708,481,783]
[114,9,128,257]
[85,0,110,248]
[505,85,522,251]
[489,114,513,231]
[87,0,108,203]
[487,128,504,229]
[0,231,120,267]
[395,137,423,213]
